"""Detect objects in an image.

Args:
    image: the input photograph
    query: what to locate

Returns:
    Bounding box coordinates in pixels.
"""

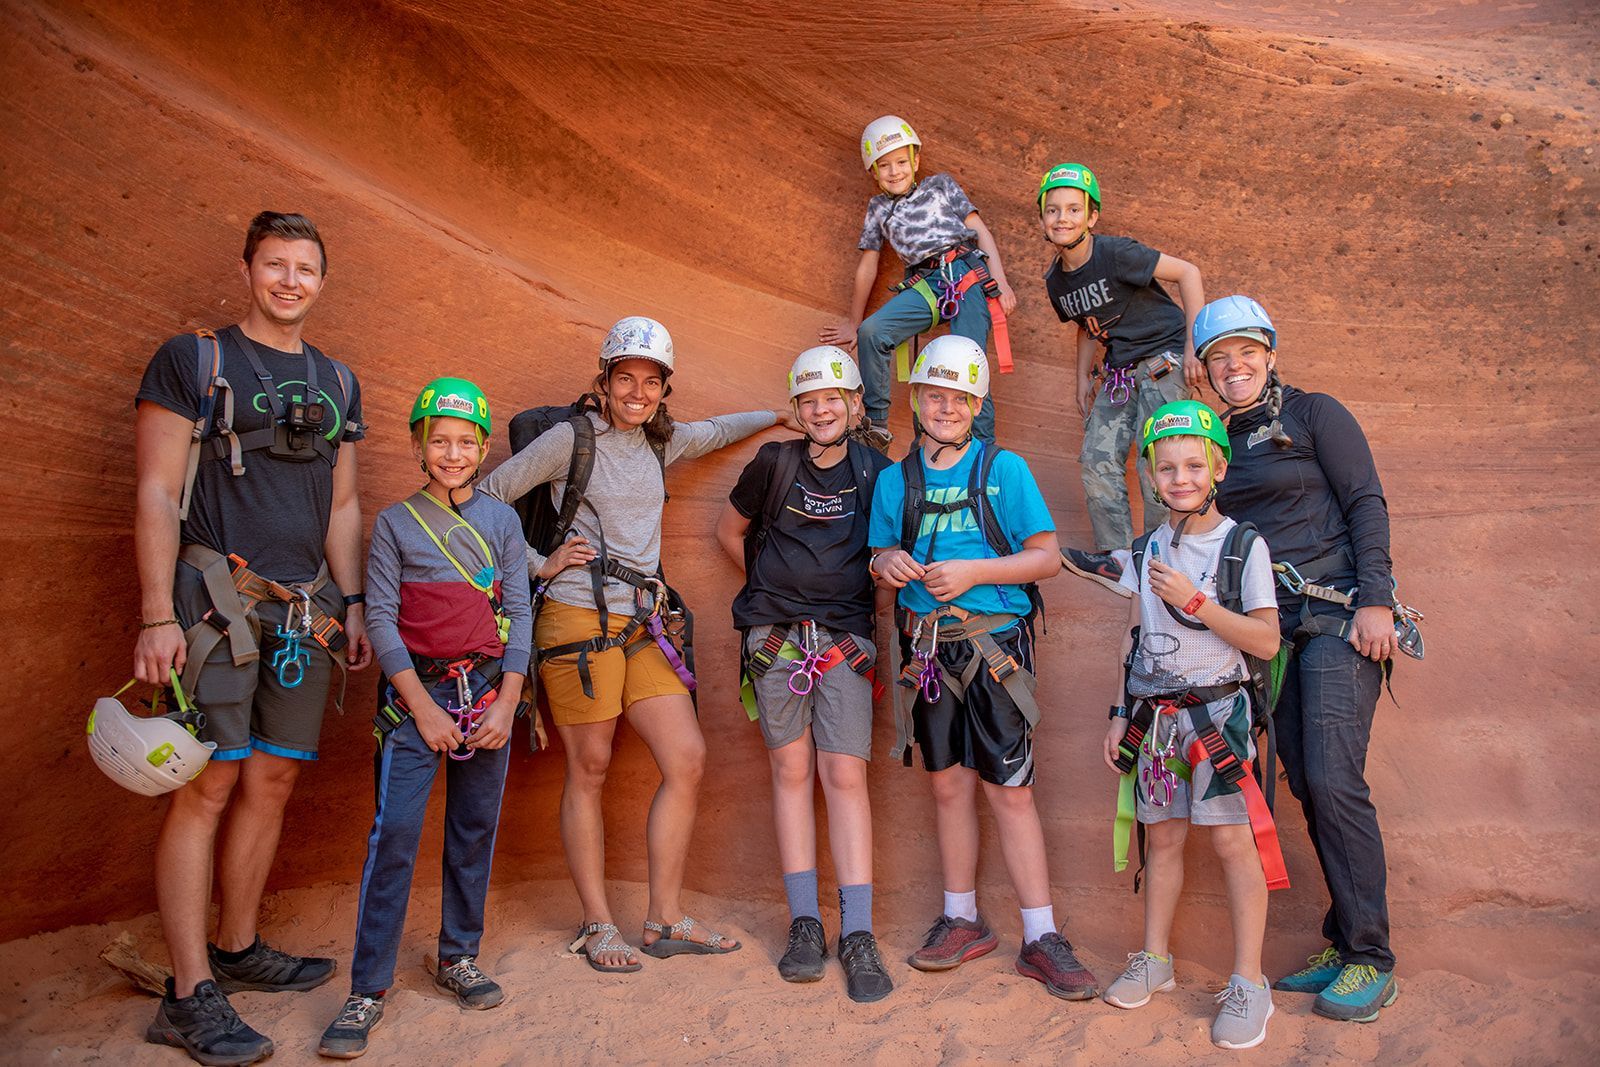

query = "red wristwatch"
[1183,591,1207,615]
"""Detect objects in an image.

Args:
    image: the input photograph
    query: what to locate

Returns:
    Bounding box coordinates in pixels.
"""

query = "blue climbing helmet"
[1193,295,1276,360]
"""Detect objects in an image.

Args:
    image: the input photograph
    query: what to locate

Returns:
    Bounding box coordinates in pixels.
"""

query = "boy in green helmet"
[1037,164,1206,595]
[1099,399,1284,1049]
[319,378,533,1058]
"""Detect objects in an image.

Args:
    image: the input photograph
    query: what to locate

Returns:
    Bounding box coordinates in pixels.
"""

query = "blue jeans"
[857,258,997,443]
[350,666,511,993]
[1274,633,1394,971]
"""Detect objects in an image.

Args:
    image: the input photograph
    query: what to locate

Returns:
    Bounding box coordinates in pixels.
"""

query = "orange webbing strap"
[1187,738,1291,891]
[952,259,1014,374]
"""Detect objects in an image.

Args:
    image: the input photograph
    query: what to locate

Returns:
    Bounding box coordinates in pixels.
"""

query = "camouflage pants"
[1080,351,1189,550]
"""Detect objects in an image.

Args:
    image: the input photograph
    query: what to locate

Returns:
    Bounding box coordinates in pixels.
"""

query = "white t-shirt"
[1117,518,1277,698]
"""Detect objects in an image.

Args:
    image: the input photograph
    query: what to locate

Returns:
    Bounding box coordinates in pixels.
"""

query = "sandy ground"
[4,876,1596,1065]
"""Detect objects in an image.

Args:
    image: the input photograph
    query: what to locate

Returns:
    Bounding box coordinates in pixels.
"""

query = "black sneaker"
[777,916,827,983]
[838,930,894,1004]
[1061,547,1133,599]
[146,978,274,1066]
[318,994,384,1059]
[209,937,336,993]
[434,955,505,1009]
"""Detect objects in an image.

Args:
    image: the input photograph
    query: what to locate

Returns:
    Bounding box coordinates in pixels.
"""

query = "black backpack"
[507,393,667,556]
[897,443,1043,622]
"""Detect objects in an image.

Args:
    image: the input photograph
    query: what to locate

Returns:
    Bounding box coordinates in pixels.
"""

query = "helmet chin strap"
[926,427,973,464]
[1167,486,1217,548]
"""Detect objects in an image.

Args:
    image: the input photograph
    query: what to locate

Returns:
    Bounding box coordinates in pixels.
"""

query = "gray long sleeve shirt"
[365,491,535,679]
[481,409,776,616]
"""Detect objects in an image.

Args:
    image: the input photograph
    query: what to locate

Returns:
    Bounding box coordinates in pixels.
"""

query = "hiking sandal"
[640,915,742,958]
[567,922,642,973]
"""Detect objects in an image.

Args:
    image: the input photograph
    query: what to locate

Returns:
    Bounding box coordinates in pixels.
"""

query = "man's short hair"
[242,211,327,274]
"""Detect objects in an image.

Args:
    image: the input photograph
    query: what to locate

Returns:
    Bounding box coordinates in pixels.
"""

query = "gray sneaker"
[1103,950,1176,1009]
[318,994,384,1059]
[1211,975,1275,1050]
[434,955,504,1010]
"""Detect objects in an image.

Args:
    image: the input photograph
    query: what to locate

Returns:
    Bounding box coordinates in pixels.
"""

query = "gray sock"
[839,883,873,936]
[784,869,821,922]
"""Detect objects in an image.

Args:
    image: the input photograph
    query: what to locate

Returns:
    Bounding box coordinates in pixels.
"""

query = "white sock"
[943,890,978,922]
[1021,904,1056,943]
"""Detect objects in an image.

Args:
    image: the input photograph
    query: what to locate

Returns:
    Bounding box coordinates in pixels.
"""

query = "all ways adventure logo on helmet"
[860,115,922,170]
[411,377,492,435]
[787,345,862,400]
[1037,162,1102,210]
[1141,399,1231,462]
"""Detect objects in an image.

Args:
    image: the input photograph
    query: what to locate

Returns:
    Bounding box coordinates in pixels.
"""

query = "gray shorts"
[1135,690,1253,826]
[174,559,345,761]
[744,624,875,761]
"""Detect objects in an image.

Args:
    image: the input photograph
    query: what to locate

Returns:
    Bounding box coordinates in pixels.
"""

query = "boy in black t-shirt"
[714,346,893,1003]
[1035,164,1206,594]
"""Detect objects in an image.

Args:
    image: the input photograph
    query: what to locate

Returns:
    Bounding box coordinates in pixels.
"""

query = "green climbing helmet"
[1141,399,1230,463]
[1037,162,1101,213]
[410,377,491,436]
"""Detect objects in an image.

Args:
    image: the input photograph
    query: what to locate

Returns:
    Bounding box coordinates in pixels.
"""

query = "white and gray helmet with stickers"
[87,679,216,796]
[599,315,675,374]
[908,334,990,402]
[860,115,922,171]
[787,345,863,399]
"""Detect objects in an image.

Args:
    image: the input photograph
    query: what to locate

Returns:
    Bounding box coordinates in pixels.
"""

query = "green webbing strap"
[739,641,805,722]
[893,278,941,382]
[1112,759,1192,872]
[401,490,497,592]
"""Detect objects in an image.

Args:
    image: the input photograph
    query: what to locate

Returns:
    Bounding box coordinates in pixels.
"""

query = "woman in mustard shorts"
[483,316,798,972]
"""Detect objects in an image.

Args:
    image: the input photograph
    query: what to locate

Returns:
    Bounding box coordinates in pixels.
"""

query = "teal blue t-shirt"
[868,442,1055,621]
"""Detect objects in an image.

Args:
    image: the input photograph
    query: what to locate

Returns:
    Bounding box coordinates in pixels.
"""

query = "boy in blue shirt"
[867,335,1096,1002]
[821,115,1016,448]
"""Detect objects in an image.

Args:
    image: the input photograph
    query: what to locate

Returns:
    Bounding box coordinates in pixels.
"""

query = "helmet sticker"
[1150,413,1193,434]
[435,394,474,415]
[793,368,825,387]
[928,365,959,382]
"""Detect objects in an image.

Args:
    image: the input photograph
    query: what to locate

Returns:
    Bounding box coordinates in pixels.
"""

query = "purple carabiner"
[787,652,823,696]
[1141,761,1175,807]
[448,703,483,761]
[915,651,941,702]
[1106,365,1136,407]
[936,279,962,321]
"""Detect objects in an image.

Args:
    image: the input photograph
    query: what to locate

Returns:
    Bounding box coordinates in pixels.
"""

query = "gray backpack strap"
[400,490,497,591]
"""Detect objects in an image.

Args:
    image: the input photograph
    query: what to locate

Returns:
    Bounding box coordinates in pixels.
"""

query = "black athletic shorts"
[904,617,1037,787]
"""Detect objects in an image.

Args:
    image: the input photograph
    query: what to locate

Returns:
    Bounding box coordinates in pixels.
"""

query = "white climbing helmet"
[599,316,675,375]
[909,334,990,402]
[860,115,921,171]
[87,679,215,796]
[787,345,863,399]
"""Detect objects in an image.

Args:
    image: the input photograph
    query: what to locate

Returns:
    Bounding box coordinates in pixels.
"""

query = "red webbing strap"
[1188,737,1291,892]
[952,258,1014,375]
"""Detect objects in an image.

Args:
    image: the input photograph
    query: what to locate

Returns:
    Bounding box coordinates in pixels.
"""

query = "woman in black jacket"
[1196,295,1400,1025]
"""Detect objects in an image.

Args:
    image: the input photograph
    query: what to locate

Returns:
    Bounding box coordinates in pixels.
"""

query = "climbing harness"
[1111,687,1291,893]
[178,543,348,712]
[892,605,1038,766]
[889,244,1014,385]
[739,619,875,720]
[1272,557,1425,661]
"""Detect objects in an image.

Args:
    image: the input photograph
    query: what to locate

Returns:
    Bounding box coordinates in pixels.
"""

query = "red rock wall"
[3,0,1596,957]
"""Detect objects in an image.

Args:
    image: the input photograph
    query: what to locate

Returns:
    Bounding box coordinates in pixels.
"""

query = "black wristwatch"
[1108,704,1130,720]
[343,593,366,607]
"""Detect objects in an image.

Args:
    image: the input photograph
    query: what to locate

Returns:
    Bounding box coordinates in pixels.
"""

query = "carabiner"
[1272,561,1307,595]
[1106,366,1136,407]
